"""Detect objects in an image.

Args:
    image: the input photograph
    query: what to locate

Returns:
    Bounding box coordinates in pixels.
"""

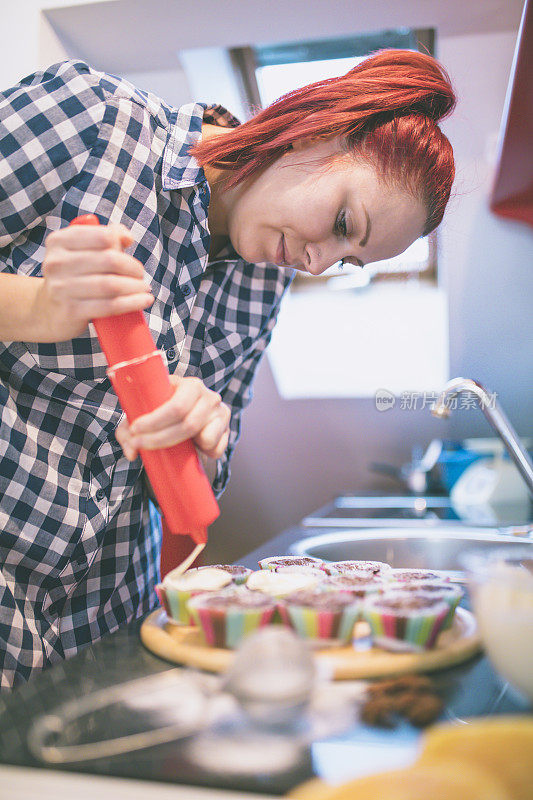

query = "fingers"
[196,421,230,460]
[39,221,155,339]
[42,229,153,320]
[46,223,133,252]
[75,293,155,319]
[127,377,230,457]
[67,274,151,300]
[130,378,214,437]
[44,248,146,280]
[115,419,139,461]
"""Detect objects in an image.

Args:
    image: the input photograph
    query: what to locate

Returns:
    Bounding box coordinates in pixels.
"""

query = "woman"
[0,50,455,688]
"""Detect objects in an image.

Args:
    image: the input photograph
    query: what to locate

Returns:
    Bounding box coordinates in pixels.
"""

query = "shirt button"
[167,348,177,363]
[182,286,191,297]
[95,488,106,502]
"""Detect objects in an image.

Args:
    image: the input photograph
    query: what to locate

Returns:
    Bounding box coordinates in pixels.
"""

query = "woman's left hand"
[115,375,231,462]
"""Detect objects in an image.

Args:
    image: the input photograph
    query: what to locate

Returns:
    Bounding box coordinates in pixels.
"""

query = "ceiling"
[44,0,524,73]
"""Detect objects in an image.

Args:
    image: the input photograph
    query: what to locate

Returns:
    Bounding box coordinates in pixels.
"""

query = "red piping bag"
[70,215,219,548]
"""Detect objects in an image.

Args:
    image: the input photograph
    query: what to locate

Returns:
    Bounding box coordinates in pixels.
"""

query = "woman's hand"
[36,223,154,342]
[115,375,231,462]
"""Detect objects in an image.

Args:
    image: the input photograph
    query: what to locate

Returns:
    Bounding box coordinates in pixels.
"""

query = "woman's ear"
[288,137,333,153]
[289,139,306,153]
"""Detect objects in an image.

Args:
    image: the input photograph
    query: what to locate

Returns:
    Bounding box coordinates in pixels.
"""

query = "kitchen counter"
[0,765,284,800]
[0,523,530,795]
[0,610,312,795]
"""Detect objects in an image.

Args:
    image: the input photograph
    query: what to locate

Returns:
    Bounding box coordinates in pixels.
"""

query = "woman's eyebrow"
[359,204,371,247]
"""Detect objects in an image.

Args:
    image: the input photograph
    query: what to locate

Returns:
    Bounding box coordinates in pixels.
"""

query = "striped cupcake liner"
[188,604,276,649]
[383,583,463,630]
[362,604,448,652]
[156,584,198,625]
[230,571,252,586]
[440,596,461,630]
[278,601,361,645]
[155,584,172,618]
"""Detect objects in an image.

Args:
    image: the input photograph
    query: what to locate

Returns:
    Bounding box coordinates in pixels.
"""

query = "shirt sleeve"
[0,60,105,249]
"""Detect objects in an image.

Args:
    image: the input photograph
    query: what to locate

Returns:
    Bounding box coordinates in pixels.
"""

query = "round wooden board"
[140,607,481,680]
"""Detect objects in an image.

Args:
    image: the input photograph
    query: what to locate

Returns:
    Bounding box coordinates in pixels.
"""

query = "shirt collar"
[162,102,241,192]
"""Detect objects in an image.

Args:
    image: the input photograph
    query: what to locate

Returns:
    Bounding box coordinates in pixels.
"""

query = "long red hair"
[191,49,456,234]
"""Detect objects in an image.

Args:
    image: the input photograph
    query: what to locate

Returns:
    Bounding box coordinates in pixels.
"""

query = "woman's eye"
[335,211,348,237]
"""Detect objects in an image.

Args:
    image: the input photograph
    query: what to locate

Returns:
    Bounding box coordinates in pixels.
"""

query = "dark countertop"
[0,524,531,795]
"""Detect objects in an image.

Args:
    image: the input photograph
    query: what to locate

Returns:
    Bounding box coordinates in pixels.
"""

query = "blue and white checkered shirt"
[0,60,293,689]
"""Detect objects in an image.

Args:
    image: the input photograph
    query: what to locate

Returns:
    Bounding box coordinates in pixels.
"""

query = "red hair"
[191,49,456,234]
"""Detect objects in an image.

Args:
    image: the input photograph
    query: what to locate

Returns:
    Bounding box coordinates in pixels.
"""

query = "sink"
[302,494,533,528]
[289,527,533,581]
[302,495,457,527]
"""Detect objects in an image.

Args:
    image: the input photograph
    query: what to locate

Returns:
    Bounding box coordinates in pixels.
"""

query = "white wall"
[440,30,533,427]
[0,0,89,87]
[178,48,249,121]
[1,2,531,563]
[119,69,192,108]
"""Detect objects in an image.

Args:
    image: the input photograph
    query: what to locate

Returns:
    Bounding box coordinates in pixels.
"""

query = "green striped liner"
[282,599,361,644]
[163,586,196,625]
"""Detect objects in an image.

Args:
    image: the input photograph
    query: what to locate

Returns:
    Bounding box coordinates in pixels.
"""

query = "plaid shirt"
[0,60,293,689]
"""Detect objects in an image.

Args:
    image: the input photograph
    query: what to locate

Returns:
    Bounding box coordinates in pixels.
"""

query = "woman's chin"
[232,240,265,265]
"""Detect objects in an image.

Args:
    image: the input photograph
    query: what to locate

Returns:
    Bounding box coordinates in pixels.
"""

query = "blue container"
[437,449,487,492]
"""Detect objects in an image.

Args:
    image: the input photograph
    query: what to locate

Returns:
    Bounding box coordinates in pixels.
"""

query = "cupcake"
[387,568,445,584]
[246,569,322,598]
[361,593,449,652]
[200,564,252,585]
[157,567,232,625]
[384,581,463,630]
[259,556,323,571]
[324,573,385,600]
[321,560,392,578]
[278,587,360,646]
[187,587,277,649]
[276,565,326,579]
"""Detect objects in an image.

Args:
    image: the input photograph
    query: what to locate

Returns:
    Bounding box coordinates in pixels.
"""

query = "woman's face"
[223,137,427,274]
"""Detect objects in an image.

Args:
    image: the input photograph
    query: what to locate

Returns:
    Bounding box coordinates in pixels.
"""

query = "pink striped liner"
[382,613,396,638]
[196,607,216,646]
[317,610,335,639]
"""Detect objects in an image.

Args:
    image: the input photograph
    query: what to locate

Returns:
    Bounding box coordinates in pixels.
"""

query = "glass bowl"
[461,546,533,702]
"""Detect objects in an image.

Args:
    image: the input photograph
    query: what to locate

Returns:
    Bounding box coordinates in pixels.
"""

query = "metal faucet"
[431,377,533,497]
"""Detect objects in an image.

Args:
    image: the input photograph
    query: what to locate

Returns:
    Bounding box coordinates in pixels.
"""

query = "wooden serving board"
[140,607,481,680]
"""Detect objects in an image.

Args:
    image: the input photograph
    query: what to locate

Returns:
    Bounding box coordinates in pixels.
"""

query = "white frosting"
[163,567,231,591]
[276,565,325,578]
[246,569,320,597]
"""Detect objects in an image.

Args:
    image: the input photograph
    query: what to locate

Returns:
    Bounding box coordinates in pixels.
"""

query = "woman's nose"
[305,242,342,275]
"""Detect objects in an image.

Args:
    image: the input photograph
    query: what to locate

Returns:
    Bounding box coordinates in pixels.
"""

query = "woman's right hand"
[37,223,154,342]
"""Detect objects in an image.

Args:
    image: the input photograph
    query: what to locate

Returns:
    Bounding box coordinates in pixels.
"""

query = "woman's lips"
[275,234,292,267]
[275,234,286,266]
